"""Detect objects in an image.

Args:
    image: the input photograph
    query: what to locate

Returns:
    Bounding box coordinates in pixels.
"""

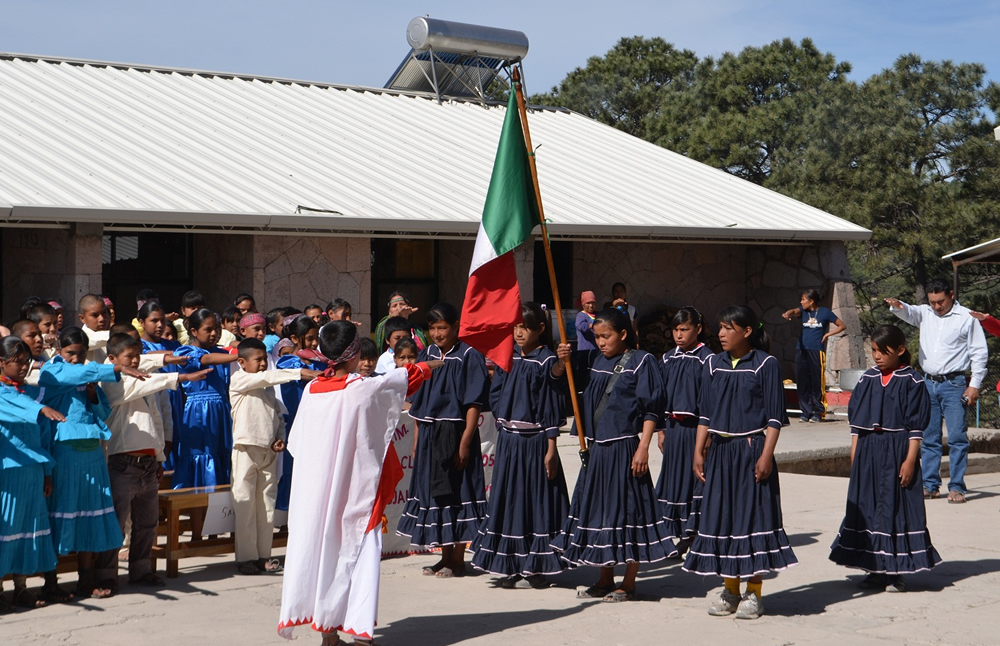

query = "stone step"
[941,452,1000,478]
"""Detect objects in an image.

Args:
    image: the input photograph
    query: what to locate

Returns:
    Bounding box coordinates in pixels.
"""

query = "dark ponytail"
[137,300,165,322]
[59,326,89,351]
[593,307,638,349]
[718,305,769,353]
[672,306,709,343]
[1,336,31,362]
[521,302,553,348]
[186,308,218,333]
[871,324,911,366]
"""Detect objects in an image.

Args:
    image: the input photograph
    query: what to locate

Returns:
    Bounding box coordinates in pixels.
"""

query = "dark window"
[370,238,438,323]
[102,233,193,321]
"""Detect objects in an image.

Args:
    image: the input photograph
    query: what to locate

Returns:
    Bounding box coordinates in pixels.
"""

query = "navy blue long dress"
[682,349,797,578]
[829,366,941,573]
[470,346,569,576]
[396,341,490,547]
[550,349,675,566]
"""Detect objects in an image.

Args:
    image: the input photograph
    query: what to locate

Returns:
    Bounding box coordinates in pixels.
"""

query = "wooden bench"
[152,485,287,578]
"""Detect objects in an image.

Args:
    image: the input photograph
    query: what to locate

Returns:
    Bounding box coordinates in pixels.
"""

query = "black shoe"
[857,573,889,590]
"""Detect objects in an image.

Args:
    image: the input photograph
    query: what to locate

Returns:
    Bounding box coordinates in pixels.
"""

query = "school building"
[0,52,871,377]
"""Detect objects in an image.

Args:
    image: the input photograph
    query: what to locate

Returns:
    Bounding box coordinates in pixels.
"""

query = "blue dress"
[172,346,233,488]
[397,341,490,547]
[33,358,124,555]
[682,349,797,578]
[550,350,675,566]
[142,338,182,470]
[470,347,570,576]
[829,366,941,573]
[275,353,325,511]
[655,343,713,541]
[0,385,58,576]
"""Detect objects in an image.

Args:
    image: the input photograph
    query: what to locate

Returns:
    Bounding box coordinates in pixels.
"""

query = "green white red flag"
[459,89,539,373]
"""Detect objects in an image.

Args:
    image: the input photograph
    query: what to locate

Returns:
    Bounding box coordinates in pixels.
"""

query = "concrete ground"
[4,426,1000,646]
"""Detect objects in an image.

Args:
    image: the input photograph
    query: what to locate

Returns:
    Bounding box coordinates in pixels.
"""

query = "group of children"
[0,287,421,611]
[388,299,940,627]
[1,288,941,637]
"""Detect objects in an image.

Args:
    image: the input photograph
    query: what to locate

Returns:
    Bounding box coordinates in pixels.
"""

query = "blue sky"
[3,0,999,95]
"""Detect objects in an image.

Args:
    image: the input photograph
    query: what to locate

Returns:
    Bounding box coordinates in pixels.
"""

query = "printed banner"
[381,410,497,556]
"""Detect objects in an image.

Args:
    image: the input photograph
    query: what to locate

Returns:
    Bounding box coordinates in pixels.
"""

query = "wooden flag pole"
[510,65,589,464]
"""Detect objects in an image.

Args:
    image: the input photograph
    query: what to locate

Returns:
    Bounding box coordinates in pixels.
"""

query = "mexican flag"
[459,90,539,373]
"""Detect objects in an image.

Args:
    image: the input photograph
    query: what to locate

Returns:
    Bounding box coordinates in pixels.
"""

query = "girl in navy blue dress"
[552,308,673,602]
[655,307,713,555]
[682,305,795,620]
[471,302,569,588]
[172,309,240,488]
[397,302,490,578]
[275,315,325,511]
[829,325,940,591]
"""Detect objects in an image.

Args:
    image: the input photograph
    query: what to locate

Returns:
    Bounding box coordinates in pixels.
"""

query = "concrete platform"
[5,434,1000,646]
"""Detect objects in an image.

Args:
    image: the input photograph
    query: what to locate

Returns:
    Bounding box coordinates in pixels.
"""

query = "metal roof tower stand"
[385,17,530,104]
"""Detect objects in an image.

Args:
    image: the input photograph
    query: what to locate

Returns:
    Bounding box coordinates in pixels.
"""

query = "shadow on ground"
[766,559,1000,616]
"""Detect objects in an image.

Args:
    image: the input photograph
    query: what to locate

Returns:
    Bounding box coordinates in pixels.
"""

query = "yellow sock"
[746,581,763,598]
[724,577,741,595]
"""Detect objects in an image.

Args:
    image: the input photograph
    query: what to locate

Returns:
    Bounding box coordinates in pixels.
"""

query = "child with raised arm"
[829,325,940,591]
[0,337,67,611]
[230,338,321,575]
[96,333,211,588]
[471,302,569,589]
[33,327,146,599]
[396,302,490,578]
[682,306,796,620]
[656,307,714,555]
[551,307,673,602]
[172,308,240,488]
[275,316,326,512]
[278,321,440,645]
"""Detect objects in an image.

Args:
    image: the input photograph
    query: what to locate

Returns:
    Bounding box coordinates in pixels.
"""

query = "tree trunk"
[913,244,928,303]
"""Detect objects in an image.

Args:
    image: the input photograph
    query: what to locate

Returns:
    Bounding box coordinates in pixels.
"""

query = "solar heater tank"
[406,17,529,61]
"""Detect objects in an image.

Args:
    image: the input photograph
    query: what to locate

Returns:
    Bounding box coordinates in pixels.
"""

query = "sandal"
[947,491,967,504]
[576,584,615,599]
[237,560,262,576]
[434,566,466,579]
[41,584,74,603]
[257,558,283,573]
[603,588,638,602]
[13,587,46,609]
[923,488,940,499]
[421,560,446,576]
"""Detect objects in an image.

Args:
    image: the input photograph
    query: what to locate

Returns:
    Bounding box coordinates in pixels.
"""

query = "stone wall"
[1,225,103,323]
[572,241,747,327]
[745,240,865,379]
[193,234,372,330]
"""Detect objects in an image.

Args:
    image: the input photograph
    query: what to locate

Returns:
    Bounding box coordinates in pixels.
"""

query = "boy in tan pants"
[230,338,320,575]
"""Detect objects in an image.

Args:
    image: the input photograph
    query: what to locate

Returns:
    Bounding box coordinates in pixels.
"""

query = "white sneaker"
[735,592,764,619]
[707,589,742,616]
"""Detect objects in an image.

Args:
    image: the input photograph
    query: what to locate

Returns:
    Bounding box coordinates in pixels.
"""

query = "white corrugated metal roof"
[0,53,870,242]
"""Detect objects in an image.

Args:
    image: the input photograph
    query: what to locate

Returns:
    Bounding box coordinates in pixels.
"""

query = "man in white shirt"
[886,278,988,504]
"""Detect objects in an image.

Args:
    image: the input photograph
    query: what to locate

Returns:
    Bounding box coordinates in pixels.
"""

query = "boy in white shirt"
[230,338,321,575]
[97,333,210,587]
[374,316,413,375]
